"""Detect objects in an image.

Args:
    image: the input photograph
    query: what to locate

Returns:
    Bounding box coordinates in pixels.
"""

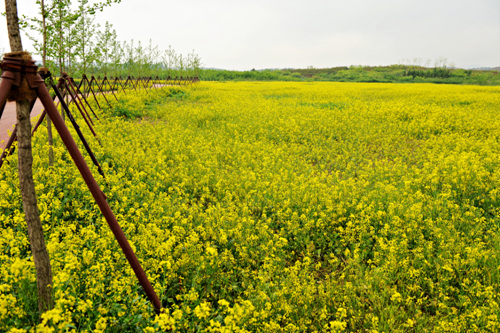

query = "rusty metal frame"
[90,75,112,108]
[102,76,118,101]
[58,78,102,147]
[49,78,105,178]
[69,77,97,119]
[112,76,126,94]
[122,76,134,91]
[0,55,162,313]
[81,74,102,109]
[62,75,98,124]
[140,77,149,94]
[0,68,38,168]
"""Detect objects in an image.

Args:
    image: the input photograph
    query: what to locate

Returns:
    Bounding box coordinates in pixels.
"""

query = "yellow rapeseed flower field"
[1,81,500,332]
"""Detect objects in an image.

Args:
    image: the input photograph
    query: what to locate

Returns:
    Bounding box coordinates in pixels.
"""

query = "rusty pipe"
[82,75,101,109]
[69,77,98,120]
[50,81,105,178]
[63,77,95,125]
[92,75,111,108]
[59,78,102,147]
[24,64,163,314]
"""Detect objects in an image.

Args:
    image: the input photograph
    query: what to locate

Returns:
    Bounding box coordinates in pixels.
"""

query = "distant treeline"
[5,0,202,80]
[199,65,500,85]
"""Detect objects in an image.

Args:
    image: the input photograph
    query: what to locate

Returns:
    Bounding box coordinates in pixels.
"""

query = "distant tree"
[177,53,184,78]
[134,40,145,78]
[73,0,98,75]
[161,45,177,78]
[189,50,203,77]
[146,39,160,77]
[95,21,117,76]
[110,38,124,77]
[20,0,74,165]
[19,0,74,75]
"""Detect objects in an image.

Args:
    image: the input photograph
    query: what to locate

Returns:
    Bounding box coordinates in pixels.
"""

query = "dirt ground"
[0,100,46,150]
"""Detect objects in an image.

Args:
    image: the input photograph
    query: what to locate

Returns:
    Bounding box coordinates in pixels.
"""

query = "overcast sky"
[1,0,499,70]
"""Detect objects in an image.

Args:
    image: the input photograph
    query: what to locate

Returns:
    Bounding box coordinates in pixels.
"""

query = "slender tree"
[72,0,122,76]
[162,45,177,79]
[40,0,56,166]
[177,53,184,79]
[135,40,145,78]
[148,40,161,78]
[21,0,73,163]
[74,0,97,75]
[20,0,74,76]
[96,21,117,76]
[191,50,203,77]
[110,38,123,78]
[4,0,55,316]
[124,39,135,76]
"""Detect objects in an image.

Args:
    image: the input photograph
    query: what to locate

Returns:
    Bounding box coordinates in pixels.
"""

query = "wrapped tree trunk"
[4,0,54,315]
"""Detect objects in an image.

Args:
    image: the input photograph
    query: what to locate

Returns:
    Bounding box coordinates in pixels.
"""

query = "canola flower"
[1,81,500,331]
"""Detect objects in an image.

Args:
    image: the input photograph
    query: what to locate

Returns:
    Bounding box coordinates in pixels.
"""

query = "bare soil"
[1,100,45,150]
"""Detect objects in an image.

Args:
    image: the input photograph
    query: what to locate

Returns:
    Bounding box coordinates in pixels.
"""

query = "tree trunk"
[4,0,54,316]
[5,0,22,52]
[58,2,65,122]
[17,99,55,314]
[42,0,54,167]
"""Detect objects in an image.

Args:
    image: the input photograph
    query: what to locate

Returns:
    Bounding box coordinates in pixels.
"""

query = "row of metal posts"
[0,55,201,314]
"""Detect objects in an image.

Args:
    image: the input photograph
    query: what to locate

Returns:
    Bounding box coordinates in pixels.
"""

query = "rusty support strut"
[68,76,99,120]
[49,78,106,178]
[81,74,102,109]
[0,55,163,314]
[0,97,37,169]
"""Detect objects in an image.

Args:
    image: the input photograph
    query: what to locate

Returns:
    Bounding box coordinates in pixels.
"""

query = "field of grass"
[1,82,500,332]
[200,66,500,86]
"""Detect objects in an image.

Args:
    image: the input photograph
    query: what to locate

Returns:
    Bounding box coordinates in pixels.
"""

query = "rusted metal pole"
[37,79,162,314]
[82,74,101,109]
[103,76,118,101]
[115,76,127,94]
[0,73,16,169]
[144,77,152,89]
[69,77,98,119]
[0,125,17,169]
[125,76,137,91]
[4,59,163,314]
[91,75,111,108]
[0,67,15,115]
[140,77,149,95]
[76,76,85,97]
[142,77,148,89]
[111,76,118,93]
[0,96,40,169]
[125,76,132,90]
[122,76,128,89]
[63,74,98,121]
[31,110,46,135]
[88,76,103,109]
[50,81,105,178]
[31,75,64,135]
[59,79,101,147]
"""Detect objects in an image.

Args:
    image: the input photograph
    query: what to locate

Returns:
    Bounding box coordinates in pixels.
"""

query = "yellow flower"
[194,302,211,319]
